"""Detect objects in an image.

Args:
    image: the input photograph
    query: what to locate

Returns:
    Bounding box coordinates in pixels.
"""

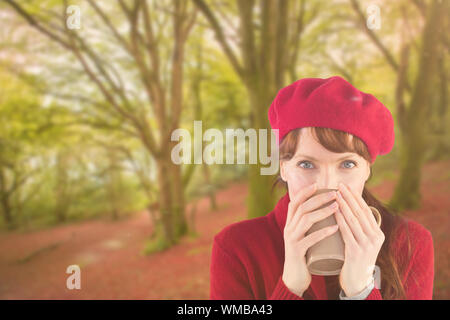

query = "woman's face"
[280,127,371,199]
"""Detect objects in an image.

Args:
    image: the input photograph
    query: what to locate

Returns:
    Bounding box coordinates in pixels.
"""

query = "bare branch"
[193,0,244,79]
[170,0,198,135]
[396,43,410,132]
[7,167,40,197]
[410,0,426,17]
[4,0,72,50]
[325,51,353,82]
[237,0,257,77]
[275,0,289,88]
[215,2,238,36]
[86,0,131,52]
[349,0,399,71]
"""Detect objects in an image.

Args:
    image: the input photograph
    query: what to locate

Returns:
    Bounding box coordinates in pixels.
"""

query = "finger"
[299,190,337,215]
[348,183,368,210]
[348,185,380,231]
[349,187,380,231]
[291,191,337,228]
[340,183,375,234]
[298,224,339,253]
[293,200,339,240]
[362,205,379,232]
[342,184,376,234]
[334,209,357,247]
[336,188,366,243]
[286,182,317,227]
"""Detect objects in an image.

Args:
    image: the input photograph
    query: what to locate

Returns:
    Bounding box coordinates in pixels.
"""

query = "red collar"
[274,191,290,233]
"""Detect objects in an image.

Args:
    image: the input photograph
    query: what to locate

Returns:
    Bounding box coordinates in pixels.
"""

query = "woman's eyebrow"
[294,154,355,161]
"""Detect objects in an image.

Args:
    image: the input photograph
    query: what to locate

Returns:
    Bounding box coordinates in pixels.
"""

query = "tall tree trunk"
[54,152,70,222]
[389,0,446,211]
[168,145,188,239]
[155,155,175,247]
[191,26,218,212]
[0,169,13,228]
[1,196,13,228]
[246,78,279,218]
[426,53,449,161]
[106,149,122,220]
[151,144,188,248]
[243,0,287,219]
[202,162,217,211]
[194,0,291,218]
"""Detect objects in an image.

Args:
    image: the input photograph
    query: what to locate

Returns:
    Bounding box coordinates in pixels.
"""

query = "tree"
[193,0,317,218]
[350,0,449,211]
[0,71,57,229]
[188,25,218,211]
[4,0,198,249]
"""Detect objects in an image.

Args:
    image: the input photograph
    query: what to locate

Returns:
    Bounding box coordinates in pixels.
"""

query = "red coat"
[210,192,434,300]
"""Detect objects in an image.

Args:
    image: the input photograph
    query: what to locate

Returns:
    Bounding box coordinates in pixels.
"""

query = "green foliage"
[0,68,149,231]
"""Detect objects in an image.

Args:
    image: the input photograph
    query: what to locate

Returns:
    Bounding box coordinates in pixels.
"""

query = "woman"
[210,76,434,300]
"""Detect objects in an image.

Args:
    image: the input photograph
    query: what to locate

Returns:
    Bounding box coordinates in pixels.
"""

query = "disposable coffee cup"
[305,188,382,276]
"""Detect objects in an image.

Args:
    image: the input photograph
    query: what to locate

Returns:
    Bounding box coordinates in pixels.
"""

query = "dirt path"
[0,160,448,299]
[0,181,249,299]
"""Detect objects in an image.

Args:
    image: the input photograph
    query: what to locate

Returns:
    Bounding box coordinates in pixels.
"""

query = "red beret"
[268,76,394,164]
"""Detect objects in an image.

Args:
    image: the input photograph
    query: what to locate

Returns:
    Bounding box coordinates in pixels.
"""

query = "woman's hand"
[334,182,385,297]
[282,183,340,297]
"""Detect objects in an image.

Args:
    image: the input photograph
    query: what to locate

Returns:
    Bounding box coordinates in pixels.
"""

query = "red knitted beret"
[268,76,394,164]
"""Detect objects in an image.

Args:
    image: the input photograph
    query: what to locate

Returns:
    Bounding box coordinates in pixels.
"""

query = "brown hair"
[272,127,414,299]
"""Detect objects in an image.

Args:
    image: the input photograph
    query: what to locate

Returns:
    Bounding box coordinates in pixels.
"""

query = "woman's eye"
[297,161,314,169]
[296,160,356,169]
[342,160,356,169]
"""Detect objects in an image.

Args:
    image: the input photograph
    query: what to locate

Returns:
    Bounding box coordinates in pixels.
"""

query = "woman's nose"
[317,185,339,191]
[316,172,339,190]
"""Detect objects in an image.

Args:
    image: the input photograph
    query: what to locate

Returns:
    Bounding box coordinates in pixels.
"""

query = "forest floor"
[0,160,448,300]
